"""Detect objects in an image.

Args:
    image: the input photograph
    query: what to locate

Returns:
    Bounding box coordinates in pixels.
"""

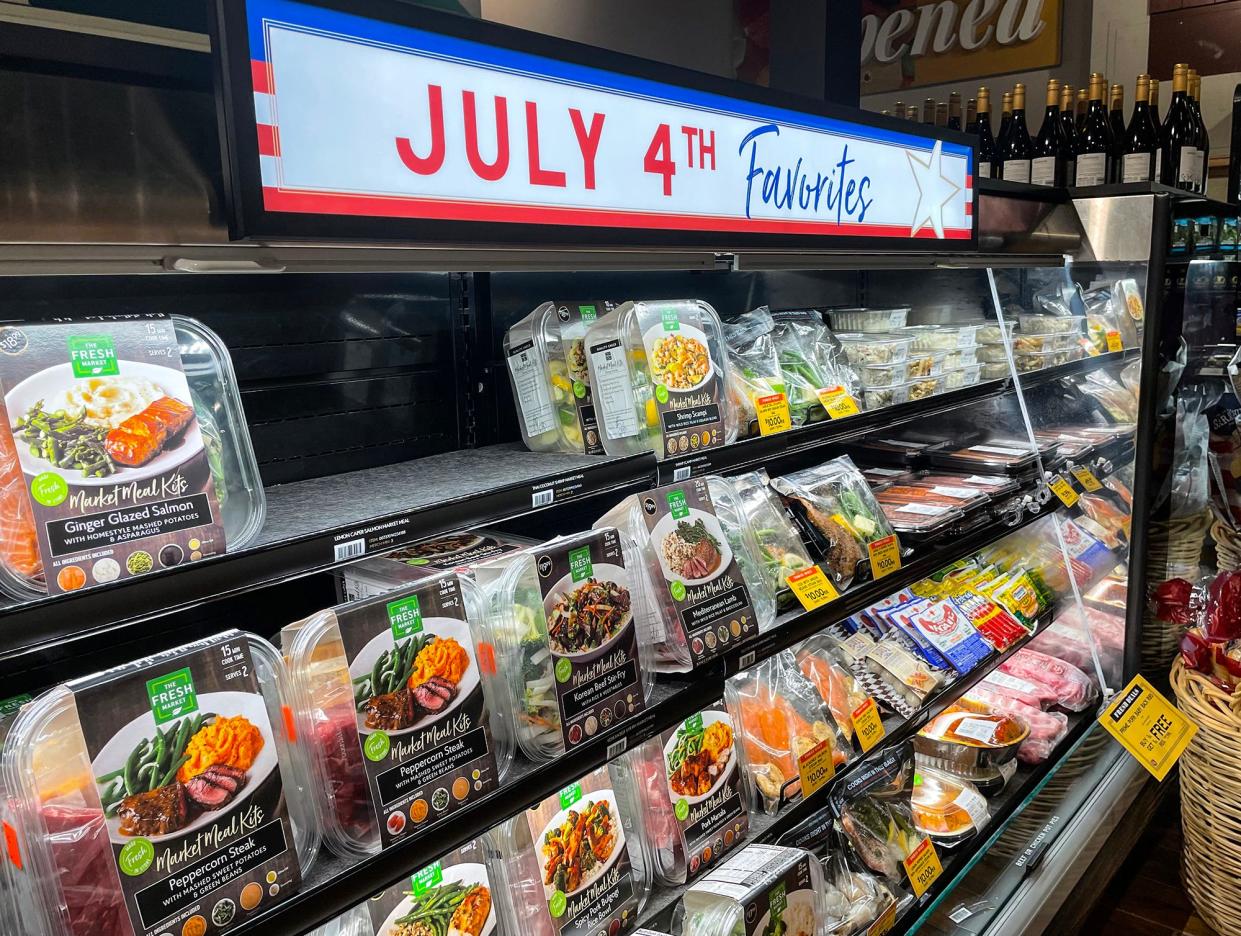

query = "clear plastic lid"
[473,528,657,760]
[896,324,981,351]
[835,333,913,365]
[0,315,266,600]
[975,322,1016,343]
[877,496,965,535]
[1009,331,1080,352]
[944,347,978,369]
[856,360,910,389]
[859,383,910,410]
[826,308,909,333]
[902,375,944,401]
[1011,346,1085,370]
[0,694,35,936]
[583,300,737,459]
[283,571,512,860]
[905,350,948,378]
[944,364,981,389]
[1016,314,1086,334]
[0,631,318,936]
[911,765,989,845]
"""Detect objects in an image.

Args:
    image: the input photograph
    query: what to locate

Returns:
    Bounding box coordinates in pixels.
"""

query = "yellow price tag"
[851,698,886,753]
[755,392,792,436]
[868,534,902,580]
[786,565,840,611]
[1099,674,1198,781]
[902,837,943,898]
[1048,474,1078,508]
[866,901,898,936]
[796,736,837,797]
[1106,330,1123,353]
[1071,466,1103,492]
[817,386,860,419]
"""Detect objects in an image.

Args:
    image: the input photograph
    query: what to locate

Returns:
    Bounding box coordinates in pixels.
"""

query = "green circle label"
[675,798,690,821]
[408,558,430,566]
[548,891,567,918]
[364,731,391,762]
[654,383,669,404]
[670,580,687,601]
[573,380,586,399]
[554,657,573,684]
[118,838,154,877]
[30,472,68,507]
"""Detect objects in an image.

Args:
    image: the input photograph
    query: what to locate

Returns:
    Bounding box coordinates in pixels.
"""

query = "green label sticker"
[769,881,788,916]
[667,490,689,519]
[388,594,423,639]
[410,861,443,896]
[30,472,67,507]
[146,667,197,725]
[683,713,704,735]
[569,545,594,583]
[579,304,597,323]
[555,657,573,683]
[118,838,154,877]
[407,558,430,566]
[364,731,390,762]
[654,383,669,404]
[573,380,587,399]
[661,308,680,332]
[68,335,119,378]
[675,798,690,821]
[670,580,687,601]
[558,782,583,810]
[0,694,31,719]
[548,891,567,918]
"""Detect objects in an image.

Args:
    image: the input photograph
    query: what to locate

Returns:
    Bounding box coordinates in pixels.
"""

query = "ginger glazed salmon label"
[0,316,224,594]
[637,303,727,459]
[72,633,300,936]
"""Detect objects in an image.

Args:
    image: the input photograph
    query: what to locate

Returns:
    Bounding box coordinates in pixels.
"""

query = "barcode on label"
[738,650,757,670]
[673,465,692,481]
[333,539,365,562]
[532,489,554,508]
[606,737,628,759]
[949,906,974,923]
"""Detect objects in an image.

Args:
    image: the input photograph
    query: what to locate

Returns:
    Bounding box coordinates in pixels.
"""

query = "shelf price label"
[868,535,901,580]
[1071,466,1103,492]
[786,565,840,611]
[796,736,837,797]
[755,392,793,436]
[1106,330,1124,353]
[852,698,886,753]
[1048,474,1078,508]
[818,386,861,419]
[903,837,943,898]
[867,901,898,936]
[1099,674,1198,781]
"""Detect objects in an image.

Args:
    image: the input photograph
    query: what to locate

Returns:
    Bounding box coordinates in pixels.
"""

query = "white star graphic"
[906,140,962,239]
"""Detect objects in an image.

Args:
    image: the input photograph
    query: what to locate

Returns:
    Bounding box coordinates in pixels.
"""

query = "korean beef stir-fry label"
[0,316,224,594]
[362,843,498,935]
[527,770,640,936]
[534,529,647,751]
[73,633,299,936]
[660,704,748,878]
[637,303,727,458]
[337,574,498,848]
[641,479,757,667]
[553,300,612,455]
[687,844,816,936]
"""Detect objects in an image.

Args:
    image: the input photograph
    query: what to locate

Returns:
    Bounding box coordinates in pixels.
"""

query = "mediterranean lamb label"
[684,844,817,936]
[532,529,647,750]
[71,632,301,936]
[553,300,614,456]
[335,573,498,848]
[362,840,499,935]
[636,303,726,459]
[0,316,224,594]
[640,479,757,667]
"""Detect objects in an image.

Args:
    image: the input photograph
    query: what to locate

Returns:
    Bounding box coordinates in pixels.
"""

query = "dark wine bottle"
[1059,83,1077,181]
[965,98,978,134]
[1161,63,1201,190]
[1075,74,1112,187]
[1122,74,1159,183]
[893,100,905,121]
[998,90,1013,151]
[935,101,948,127]
[947,92,962,131]
[923,98,937,125]
[1108,83,1126,181]
[1076,88,1088,133]
[999,83,1034,183]
[1031,79,1066,186]
[1190,70,1210,193]
[1148,78,1163,180]
[975,87,997,179]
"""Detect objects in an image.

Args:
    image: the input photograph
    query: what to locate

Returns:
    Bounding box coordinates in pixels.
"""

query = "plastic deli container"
[492,763,653,936]
[980,361,1010,381]
[903,376,944,401]
[1,630,319,936]
[826,307,909,333]
[1010,331,1079,353]
[1011,347,1084,371]
[584,300,738,460]
[944,364,981,389]
[897,324,980,351]
[905,350,947,378]
[975,321,1016,343]
[283,571,512,859]
[944,347,978,369]
[859,384,910,410]
[0,315,265,601]
[835,333,912,365]
[856,360,910,389]
[474,529,657,759]
[678,844,832,936]
[1016,314,1085,334]
[595,476,776,672]
[504,300,616,455]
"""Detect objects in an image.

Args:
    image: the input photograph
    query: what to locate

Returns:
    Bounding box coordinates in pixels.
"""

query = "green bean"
[371,650,389,697]
[123,740,148,796]
[158,754,191,789]
[137,762,161,790]
[95,768,125,785]
[172,717,193,763]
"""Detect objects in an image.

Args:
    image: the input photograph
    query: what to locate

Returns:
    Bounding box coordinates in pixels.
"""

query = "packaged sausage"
[0,631,319,936]
[0,315,265,599]
[283,571,512,858]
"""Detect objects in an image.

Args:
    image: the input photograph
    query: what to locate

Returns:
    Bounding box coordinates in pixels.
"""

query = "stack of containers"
[977,314,1086,377]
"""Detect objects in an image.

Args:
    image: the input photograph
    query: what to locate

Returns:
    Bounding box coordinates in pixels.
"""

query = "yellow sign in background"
[1099,674,1198,782]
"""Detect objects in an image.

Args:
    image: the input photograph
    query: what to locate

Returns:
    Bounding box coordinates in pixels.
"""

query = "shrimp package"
[493,763,653,936]
[283,570,511,858]
[0,631,319,936]
[794,634,874,746]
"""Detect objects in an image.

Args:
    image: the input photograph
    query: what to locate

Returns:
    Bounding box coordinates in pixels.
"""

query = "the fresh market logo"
[667,489,690,520]
[388,594,423,639]
[410,861,443,896]
[68,335,119,377]
[147,667,198,725]
[569,545,593,582]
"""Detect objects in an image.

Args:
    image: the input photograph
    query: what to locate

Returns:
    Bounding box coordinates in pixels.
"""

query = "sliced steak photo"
[185,765,249,810]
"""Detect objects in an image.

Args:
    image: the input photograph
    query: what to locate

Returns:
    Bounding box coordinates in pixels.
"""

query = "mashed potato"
[51,376,164,428]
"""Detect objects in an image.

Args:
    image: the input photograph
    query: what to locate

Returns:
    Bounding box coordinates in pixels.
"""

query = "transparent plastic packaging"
[911,767,988,845]
[857,360,910,388]
[1012,346,1084,371]
[729,470,813,603]
[975,322,1016,343]
[769,310,860,426]
[944,347,978,369]
[0,631,319,936]
[859,384,910,410]
[979,361,1011,380]
[1010,331,1080,353]
[897,324,980,351]
[836,333,912,365]
[794,634,872,745]
[905,350,947,378]
[904,375,944,400]
[1016,314,1086,334]
[944,364,981,389]
[827,307,909,333]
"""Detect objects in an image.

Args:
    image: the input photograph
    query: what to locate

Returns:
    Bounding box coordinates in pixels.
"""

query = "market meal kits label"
[551,300,612,456]
[640,303,727,458]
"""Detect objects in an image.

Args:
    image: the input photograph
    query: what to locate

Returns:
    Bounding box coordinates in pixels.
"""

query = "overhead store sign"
[214,0,974,248]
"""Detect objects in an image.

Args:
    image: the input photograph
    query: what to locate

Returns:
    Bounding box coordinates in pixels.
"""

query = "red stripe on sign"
[965,201,972,216]
[256,124,281,157]
[966,174,973,187]
[260,188,973,239]
[251,59,273,95]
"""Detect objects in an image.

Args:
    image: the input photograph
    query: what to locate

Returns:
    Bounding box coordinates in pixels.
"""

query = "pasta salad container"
[595,476,777,672]
[0,315,265,600]
[0,630,319,936]
[944,364,982,389]
[835,333,912,365]
[826,307,909,333]
[859,384,910,410]
[897,323,981,351]
[283,572,512,859]
[473,528,657,760]
[584,300,738,460]
[492,763,653,936]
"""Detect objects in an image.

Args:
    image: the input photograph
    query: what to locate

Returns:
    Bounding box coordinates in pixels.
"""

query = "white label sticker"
[931,485,979,498]
[589,340,641,440]
[1122,152,1154,183]
[978,160,991,178]
[985,670,1041,695]
[964,475,1007,486]
[1074,152,1107,187]
[969,444,1028,456]
[1030,155,1057,186]
[1179,146,1201,185]
[893,502,952,516]
[1002,159,1031,183]
[507,341,556,438]
[952,717,1004,744]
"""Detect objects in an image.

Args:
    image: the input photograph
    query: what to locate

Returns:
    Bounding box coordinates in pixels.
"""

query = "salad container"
[1010,331,1080,353]
[905,350,948,378]
[1011,346,1084,371]
[859,384,910,410]
[944,347,978,369]
[944,364,981,389]
[1016,314,1085,334]
[903,375,944,400]
[1,631,319,936]
[979,361,1011,381]
[826,307,909,333]
[475,528,657,759]
[584,300,738,460]
[836,333,912,365]
[856,360,909,389]
[283,571,512,859]
[0,315,265,601]
[975,322,1016,343]
[897,324,980,351]
[729,470,812,607]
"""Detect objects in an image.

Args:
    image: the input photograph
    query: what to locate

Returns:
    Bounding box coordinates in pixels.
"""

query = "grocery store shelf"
[1014,348,1140,389]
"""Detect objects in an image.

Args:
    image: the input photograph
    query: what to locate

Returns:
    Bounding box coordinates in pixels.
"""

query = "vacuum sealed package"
[729,470,813,606]
[283,571,511,858]
[473,529,656,760]
[0,693,32,936]
[0,315,265,599]
[769,308,860,426]
[504,300,617,455]
[794,634,873,746]
[722,308,785,436]
[0,631,319,936]
[584,300,738,460]
[492,763,653,936]
[596,476,776,671]
[831,742,922,885]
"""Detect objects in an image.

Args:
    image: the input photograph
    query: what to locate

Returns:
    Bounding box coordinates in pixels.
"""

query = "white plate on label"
[650,507,733,586]
[542,563,633,659]
[663,708,736,806]
[753,887,817,936]
[537,789,627,900]
[376,861,496,936]
[642,321,715,394]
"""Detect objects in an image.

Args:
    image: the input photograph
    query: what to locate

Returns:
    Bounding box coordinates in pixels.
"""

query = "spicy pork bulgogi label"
[534,529,646,750]
[0,316,223,594]
[527,772,640,936]
[338,574,498,849]
[691,845,816,936]
[553,300,612,456]
[640,479,756,667]
[363,845,498,936]
[636,303,726,459]
[73,633,299,936]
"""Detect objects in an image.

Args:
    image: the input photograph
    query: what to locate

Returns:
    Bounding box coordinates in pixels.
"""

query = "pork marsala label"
[72,632,300,936]
[363,840,499,934]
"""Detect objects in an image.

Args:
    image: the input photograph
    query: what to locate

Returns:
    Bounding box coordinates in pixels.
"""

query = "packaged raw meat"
[283,570,513,858]
[1030,618,1121,685]
[795,634,874,745]
[978,670,1061,709]
[925,440,1043,475]
[831,743,922,884]
[912,766,989,844]
[0,632,319,936]
[876,495,964,536]
[729,470,813,607]
[883,480,991,512]
[958,689,1069,764]
[998,648,1098,711]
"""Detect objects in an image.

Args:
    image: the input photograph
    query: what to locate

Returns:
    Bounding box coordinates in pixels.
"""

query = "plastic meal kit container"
[944,364,982,389]
[0,315,266,601]
[1011,346,1084,371]
[1016,314,1085,334]
[678,844,832,936]
[0,630,319,936]
[835,333,912,365]
[859,384,910,410]
[856,360,910,389]
[826,307,909,333]
[897,324,980,351]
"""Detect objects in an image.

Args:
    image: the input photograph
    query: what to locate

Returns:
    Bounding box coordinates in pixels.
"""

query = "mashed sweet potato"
[409,636,470,688]
[178,715,265,783]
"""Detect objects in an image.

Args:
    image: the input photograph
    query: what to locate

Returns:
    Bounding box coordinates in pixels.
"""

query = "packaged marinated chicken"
[729,470,813,607]
[0,631,318,936]
[0,315,265,599]
[595,477,776,672]
[584,300,738,460]
[283,570,512,858]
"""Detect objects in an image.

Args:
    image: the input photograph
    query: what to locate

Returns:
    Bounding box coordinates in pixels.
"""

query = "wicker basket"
[1171,659,1241,936]
[1213,519,1241,573]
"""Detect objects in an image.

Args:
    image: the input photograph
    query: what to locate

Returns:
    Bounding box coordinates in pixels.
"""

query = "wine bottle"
[1190,70,1210,193]
[999,83,1034,183]
[948,92,962,131]
[998,90,1014,151]
[1148,77,1163,179]
[893,100,905,121]
[1031,79,1066,186]
[976,87,997,179]
[965,98,978,134]
[1122,75,1159,183]
[1108,83,1126,181]
[1076,88,1088,133]
[906,103,920,122]
[923,98,937,125]
[1161,63,1201,190]
[1075,74,1112,187]
[935,101,948,127]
